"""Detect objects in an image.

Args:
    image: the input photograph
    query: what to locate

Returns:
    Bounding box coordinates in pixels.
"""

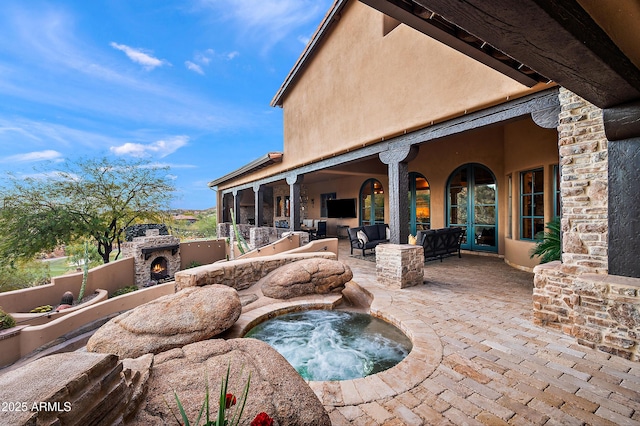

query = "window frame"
[520,168,544,240]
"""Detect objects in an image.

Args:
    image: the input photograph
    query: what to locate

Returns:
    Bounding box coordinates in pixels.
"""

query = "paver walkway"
[324,242,640,425]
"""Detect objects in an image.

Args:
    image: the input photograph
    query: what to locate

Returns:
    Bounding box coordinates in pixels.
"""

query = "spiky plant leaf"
[530,217,561,263]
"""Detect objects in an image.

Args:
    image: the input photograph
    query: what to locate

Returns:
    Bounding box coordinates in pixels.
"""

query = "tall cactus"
[230,209,249,255]
[78,240,89,302]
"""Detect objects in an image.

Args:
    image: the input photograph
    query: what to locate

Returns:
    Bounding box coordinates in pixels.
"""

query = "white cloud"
[187,49,239,75]
[0,149,63,163]
[195,49,215,65]
[297,35,310,45]
[185,60,204,75]
[110,136,189,158]
[17,171,80,182]
[110,42,169,70]
[198,0,331,52]
[140,162,197,169]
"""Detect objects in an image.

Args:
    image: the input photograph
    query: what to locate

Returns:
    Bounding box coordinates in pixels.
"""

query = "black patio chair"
[311,221,327,240]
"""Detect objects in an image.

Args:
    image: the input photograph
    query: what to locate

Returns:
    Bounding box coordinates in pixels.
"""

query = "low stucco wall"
[180,238,227,269]
[0,257,135,314]
[284,238,339,259]
[11,290,109,327]
[504,238,539,272]
[238,233,302,259]
[0,283,174,368]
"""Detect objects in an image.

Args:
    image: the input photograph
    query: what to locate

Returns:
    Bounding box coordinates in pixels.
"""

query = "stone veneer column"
[376,244,424,289]
[533,89,640,361]
[250,227,273,250]
[557,88,608,273]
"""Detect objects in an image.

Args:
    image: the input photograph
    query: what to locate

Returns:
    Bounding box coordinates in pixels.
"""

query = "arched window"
[409,172,430,234]
[447,164,497,252]
[360,179,384,226]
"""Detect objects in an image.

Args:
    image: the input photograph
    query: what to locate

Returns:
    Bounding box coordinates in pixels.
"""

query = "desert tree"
[0,156,175,264]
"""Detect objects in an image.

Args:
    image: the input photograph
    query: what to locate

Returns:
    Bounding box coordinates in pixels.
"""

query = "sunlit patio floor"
[320,239,640,425]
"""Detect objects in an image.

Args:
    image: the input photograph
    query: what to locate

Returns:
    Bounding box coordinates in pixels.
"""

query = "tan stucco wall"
[0,257,135,314]
[299,117,557,269]
[214,0,549,192]
[503,119,559,269]
[280,1,546,172]
[180,239,227,269]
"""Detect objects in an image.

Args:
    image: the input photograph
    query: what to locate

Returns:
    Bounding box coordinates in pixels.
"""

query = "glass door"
[360,179,385,226]
[408,172,430,235]
[447,164,497,252]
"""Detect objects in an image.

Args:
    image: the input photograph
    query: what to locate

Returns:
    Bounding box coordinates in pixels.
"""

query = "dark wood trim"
[219,88,559,195]
[363,0,640,108]
[360,0,542,87]
[141,245,179,261]
[603,101,640,142]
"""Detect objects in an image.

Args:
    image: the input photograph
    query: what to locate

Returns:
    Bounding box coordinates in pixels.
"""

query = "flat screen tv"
[327,198,357,218]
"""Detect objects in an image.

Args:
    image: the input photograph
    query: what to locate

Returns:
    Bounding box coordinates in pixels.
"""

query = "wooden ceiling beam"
[363,0,640,108]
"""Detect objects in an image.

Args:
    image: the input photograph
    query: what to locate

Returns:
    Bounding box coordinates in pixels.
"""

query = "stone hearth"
[122,229,181,287]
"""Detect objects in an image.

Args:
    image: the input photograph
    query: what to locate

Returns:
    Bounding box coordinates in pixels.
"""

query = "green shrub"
[65,242,102,270]
[0,308,16,330]
[187,260,203,269]
[30,305,53,313]
[110,286,139,298]
[530,217,562,264]
[0,259,50,293]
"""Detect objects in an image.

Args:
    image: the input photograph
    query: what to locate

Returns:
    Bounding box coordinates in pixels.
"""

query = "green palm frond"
[530,217,561,264]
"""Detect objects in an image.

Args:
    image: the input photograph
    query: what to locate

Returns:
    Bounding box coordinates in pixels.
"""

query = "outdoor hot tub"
[244,309,412,381]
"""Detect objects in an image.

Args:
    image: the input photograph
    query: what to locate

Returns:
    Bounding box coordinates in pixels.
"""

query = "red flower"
[250,412,274,426]
[225,393,237,409]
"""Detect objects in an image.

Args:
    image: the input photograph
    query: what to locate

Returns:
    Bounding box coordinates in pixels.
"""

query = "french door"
[447,164,497,252]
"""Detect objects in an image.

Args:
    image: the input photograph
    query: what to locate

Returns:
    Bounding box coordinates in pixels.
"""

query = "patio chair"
[310,221,327,240]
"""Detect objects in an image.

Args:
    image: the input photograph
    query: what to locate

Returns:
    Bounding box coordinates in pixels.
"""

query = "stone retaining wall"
[174,252,337,291]
[534,262,640,361]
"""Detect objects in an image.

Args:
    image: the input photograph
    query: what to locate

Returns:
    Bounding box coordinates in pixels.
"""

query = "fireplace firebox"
[122,229,181,287]
[150,257,169,281]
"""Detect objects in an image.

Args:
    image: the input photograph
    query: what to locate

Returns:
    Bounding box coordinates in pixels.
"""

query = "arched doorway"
[409,172,430,235]
[447,164,497,252]
[360,179,384,226]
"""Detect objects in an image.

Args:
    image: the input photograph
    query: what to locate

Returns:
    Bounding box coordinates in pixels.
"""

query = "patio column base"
[376,244,424,289]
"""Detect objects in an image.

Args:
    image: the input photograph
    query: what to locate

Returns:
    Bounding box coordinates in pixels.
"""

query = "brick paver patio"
[323,241,640,425]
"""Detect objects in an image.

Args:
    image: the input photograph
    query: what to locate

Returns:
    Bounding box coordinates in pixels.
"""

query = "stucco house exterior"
[210,1,640,358]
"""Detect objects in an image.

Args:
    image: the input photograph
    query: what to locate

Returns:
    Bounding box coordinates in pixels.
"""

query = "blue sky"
[0,0,333,210]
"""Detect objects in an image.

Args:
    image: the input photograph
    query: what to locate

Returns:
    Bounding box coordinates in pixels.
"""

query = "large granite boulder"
[87,285,241,358]
[261,257,353,299]
[129,339,331,426]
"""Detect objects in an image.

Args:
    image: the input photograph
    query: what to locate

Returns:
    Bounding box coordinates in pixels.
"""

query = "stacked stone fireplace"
[122,229,181,287]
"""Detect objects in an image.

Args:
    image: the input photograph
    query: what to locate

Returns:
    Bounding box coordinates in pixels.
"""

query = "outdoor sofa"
[417,226,465,261]
[348,224,389,256]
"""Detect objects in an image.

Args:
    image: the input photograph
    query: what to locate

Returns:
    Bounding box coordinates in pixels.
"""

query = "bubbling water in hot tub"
[244,310,412,381]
